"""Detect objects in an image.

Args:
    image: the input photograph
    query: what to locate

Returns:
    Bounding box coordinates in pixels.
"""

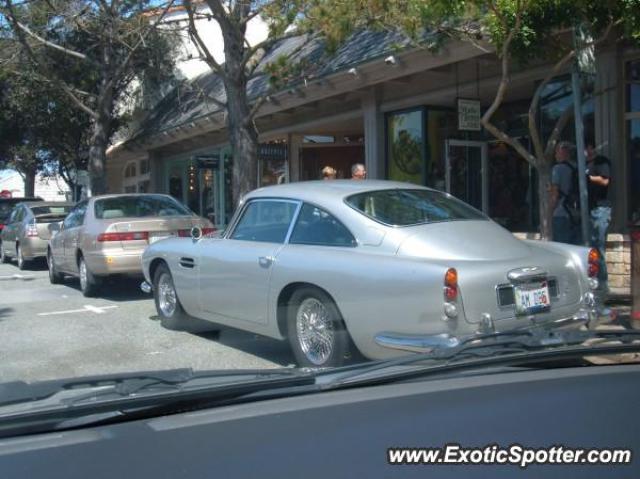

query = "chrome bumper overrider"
[375,312,594,353]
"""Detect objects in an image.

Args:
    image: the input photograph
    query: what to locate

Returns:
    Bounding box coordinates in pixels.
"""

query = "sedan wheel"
[153,263,188,330]
[78,256,99,297]
[287,287,350,368]
[0,243,7,264]
[48,250,63,284]
[16,245,28,271]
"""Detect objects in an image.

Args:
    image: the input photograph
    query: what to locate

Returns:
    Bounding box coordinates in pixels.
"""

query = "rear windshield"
[94,195,191,220]
[346,189,487,226]
[31,205,72,217]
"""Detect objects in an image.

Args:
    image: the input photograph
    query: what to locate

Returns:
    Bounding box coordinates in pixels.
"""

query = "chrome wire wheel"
[295,297,335,366]
[157,272,177,317]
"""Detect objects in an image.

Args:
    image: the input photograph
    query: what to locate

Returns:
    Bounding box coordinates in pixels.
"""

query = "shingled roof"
[128,29,420,142]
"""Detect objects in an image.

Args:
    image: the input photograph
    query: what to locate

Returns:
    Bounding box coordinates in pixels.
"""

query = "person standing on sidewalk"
[549,142,580,244]
[585,141,612,294]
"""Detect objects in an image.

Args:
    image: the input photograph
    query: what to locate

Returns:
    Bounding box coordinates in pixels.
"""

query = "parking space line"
[0,274,36,281]
[38,305,118,316]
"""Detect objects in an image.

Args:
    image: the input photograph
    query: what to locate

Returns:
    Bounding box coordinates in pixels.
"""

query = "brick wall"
[606,234,631,294]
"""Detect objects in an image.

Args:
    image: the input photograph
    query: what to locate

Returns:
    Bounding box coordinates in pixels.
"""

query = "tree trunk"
[224,77,258,207]
[536,161,552,240]
[24,168,36,197]
[88,115,111,195]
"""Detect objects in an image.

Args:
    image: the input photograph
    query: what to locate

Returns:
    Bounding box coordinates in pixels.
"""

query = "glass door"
[445,140,488,213]
[195,155,225,229]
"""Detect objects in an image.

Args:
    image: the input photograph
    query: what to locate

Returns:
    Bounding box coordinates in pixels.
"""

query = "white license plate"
[515,284,550,315]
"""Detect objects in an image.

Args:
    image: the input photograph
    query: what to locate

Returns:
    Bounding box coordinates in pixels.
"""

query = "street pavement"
[0,260,294,384]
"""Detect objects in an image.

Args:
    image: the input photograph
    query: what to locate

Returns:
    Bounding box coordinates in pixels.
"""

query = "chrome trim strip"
[374,332,460,352]
[507,266,548,282]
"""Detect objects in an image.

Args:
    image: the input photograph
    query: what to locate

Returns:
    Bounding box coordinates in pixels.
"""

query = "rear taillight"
[202,227,216,235]
[588,248,600,277]
[97,231,149,242]
[444,267,458,301]
[0,224,4,231]
[26,223,38,237]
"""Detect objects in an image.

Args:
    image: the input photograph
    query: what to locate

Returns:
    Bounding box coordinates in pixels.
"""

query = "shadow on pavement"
[0,307,14,321]
[64,276,151,303]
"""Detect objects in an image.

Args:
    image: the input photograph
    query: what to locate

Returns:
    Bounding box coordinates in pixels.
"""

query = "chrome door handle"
[258,256,274,268]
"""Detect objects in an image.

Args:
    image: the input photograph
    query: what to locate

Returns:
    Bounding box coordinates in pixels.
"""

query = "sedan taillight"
[97,231,149,242]
[588,248,600,278]
[26,223,38,237]
[444,267,458,301]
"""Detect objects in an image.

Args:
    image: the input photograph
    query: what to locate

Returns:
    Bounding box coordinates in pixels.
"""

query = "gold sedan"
[47,194,214,297]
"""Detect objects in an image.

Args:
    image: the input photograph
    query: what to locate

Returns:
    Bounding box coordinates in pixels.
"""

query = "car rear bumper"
[85,251,143,276]
[374,310,593,354]
[20,237,49,259]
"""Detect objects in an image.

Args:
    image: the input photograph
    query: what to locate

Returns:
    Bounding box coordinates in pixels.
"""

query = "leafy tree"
[305,0,640,239]
[1,0,179,195]
[181,0,313,205]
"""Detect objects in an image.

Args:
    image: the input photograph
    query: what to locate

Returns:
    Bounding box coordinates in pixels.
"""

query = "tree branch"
[185,0,224,74]
[12,19,88,61]
[481,0,536,165]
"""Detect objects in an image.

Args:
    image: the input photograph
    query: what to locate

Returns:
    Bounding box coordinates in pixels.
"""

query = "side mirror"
[191,226,202,240]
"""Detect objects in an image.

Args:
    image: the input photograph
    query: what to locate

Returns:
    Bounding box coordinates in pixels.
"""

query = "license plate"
[514,283,550,315]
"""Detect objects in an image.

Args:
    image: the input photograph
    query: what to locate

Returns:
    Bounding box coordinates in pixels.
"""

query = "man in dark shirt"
[585,141,612,293]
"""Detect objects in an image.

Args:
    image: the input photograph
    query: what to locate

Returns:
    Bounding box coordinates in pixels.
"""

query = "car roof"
[26,202,75,208]
[247,180,433,203]
[0,197,43,203]
[88,193,174,202]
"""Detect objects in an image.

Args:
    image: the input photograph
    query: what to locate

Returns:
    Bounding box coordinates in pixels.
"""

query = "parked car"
[0,201,74,269]
[0,197,43,232]
[141,180,601,367]
[47,194,214,297]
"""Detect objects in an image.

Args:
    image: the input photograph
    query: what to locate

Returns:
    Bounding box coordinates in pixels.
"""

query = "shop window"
[386,108,426,185]
[627,58,640,221]
[122,159,151,193]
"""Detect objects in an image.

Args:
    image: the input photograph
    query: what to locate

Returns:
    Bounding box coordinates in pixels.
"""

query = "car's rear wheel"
[78,255,99,297]
[47,250,63,284]
[287,287,351,368]
[0,242,8,264]
[154,263,188,330]
[16,244,28,270]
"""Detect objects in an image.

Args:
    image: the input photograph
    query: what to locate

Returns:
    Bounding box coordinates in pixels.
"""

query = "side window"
[230,200,298,243]
[290,204,357,247]
[8,207,20,223]
[63,201,87,229]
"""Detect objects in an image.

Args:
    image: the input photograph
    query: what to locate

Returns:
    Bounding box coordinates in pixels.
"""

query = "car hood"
[395,220,532,261]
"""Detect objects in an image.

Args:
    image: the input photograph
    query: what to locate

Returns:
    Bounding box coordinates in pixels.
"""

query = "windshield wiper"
[0,368,316,438]
[321,329,640,389]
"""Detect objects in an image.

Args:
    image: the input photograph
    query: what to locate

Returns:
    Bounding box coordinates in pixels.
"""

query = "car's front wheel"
[153,263,188,330]
[78,255,99,297]
[47,250,63,284]
[287,287,351,368]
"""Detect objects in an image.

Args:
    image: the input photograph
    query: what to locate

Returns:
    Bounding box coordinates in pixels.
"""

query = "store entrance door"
[445,140,488,213]
[193,156,226,228]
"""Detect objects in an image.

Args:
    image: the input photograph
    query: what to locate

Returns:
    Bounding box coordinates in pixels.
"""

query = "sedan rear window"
[94,195,191,220]
[346,189,486,226]
[31,205,72,217]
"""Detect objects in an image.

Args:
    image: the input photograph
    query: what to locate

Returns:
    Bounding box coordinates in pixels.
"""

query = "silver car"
[0,202,74,270]
[48,194,214,297]
[141,180,601,367]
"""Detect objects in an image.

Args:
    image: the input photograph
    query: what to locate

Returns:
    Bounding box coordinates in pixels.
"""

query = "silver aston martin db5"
[141,180,601,367]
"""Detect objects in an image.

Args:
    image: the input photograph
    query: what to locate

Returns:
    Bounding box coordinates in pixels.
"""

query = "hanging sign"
[457,98,481,131]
